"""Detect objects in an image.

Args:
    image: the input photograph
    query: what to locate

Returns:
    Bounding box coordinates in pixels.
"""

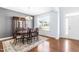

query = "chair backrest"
[31,28,39,36]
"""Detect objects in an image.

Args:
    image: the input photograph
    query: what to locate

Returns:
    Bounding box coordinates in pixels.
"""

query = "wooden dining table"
[17,30,30,44]
[14,29,35,44]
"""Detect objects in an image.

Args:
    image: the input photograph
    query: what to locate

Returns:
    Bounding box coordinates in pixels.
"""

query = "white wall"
[0,7,32,38]
[59,8,66,37]
[67,15,79,40]
[0,14,12,38]
[60,7,79,40]
[34,11,58,39]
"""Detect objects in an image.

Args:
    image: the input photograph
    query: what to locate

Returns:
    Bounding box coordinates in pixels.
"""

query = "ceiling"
[4,7,56,16]
[62,7,79,14]
[61,7,79,16]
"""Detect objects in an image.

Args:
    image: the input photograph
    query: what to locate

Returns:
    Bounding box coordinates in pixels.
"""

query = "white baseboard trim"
[56,36,59,40]
[60,36,79,40]
[0,36,12,41]
[52,36,59,40]
[39,34,59,40]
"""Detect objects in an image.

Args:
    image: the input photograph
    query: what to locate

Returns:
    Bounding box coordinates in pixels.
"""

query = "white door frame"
[65,17,69,38]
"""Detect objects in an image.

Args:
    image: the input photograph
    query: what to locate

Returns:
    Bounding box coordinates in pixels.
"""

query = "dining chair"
[23,28,32,44]
[30,28,39,42]
[13,32,23,45]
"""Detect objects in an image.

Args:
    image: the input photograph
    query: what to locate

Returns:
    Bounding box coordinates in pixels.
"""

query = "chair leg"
[13,39,17,45]
[21,36,24,44]
[29,37,32,44]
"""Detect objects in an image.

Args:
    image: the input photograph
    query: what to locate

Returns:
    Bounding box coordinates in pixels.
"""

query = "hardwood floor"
[1,36,79,52]
[0,41,4,52]
[29,38,59,52]
[29,37,79,52]
[59,38,79,52]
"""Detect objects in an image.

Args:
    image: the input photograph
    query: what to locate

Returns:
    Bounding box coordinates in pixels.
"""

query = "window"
[37,13,50,31]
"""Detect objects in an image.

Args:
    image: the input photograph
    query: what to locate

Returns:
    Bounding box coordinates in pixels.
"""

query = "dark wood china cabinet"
[12,16,26,38]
